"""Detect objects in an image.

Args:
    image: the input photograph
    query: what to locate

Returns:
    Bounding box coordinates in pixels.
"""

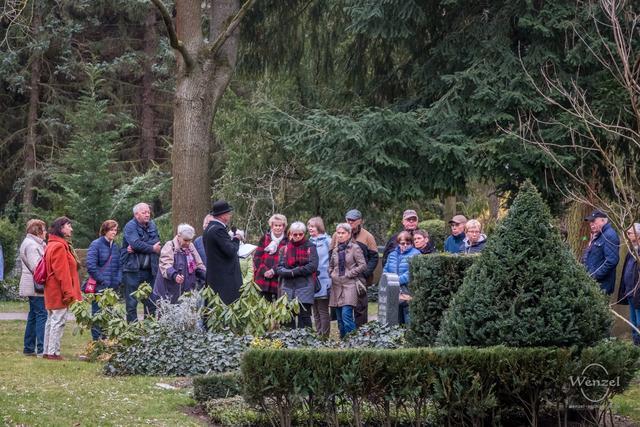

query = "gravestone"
[378,272,400,326]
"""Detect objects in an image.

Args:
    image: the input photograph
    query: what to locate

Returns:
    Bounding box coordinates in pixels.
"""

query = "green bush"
[242,340,640,426]
[407,254,475,346]
[0,278,21,301]
[193,372,243,402]
[439,181,612,347]
[419,218,446,250]
[0,217,19,277]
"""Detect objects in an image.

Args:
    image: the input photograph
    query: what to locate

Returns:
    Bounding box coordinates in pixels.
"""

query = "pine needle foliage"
[438,181,611,347]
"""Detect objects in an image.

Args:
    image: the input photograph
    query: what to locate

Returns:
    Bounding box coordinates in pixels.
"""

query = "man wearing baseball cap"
[444,214,468,254]
[331,209,379,327]
[582,209,620,294]
[382,209,420,265]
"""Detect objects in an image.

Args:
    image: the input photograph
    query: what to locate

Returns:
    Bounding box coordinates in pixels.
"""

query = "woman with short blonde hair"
[254,214,289,301]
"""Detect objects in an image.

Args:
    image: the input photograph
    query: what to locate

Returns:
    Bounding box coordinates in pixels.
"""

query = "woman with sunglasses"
[276,222,318,329]
[383,231,421,325]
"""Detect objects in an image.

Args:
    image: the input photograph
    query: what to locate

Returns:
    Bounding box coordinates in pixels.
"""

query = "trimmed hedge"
[193,372,243,402]
[407,254,475,346]
[242,341,640,426]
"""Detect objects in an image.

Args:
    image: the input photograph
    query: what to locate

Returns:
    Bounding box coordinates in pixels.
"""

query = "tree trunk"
[22,7,42,211]
[169,0,240,231]
[140,7,158,167]
[444,195,457,222]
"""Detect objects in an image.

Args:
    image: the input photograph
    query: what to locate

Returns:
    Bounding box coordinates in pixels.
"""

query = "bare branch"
[208,0,256,57]
[149,0,195,73]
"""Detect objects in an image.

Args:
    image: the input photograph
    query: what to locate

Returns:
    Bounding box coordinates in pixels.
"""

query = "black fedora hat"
[211,200,233,216]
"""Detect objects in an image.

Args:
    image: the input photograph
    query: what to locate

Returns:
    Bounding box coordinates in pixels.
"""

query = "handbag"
[84,254,112,294]
[21,246,46,294]
[314,275,322,293]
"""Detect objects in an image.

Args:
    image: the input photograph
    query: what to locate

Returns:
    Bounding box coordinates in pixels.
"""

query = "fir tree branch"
[208,0,256,57]
[149,0,195,73]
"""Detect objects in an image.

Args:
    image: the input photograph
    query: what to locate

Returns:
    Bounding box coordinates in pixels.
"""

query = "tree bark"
[22,6,42,211]
[140,7,158,167]
[169,0,241,230]
[443,195,457,222]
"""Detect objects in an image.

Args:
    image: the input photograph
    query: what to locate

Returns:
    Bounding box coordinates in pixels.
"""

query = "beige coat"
[19,234,46,298]
[328,240,367,308]
[158,236,205,279]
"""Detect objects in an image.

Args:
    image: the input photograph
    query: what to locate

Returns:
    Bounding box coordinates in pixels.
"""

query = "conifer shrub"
[0,217,19,276]
[407,254,475,346]
[438,181,612,347]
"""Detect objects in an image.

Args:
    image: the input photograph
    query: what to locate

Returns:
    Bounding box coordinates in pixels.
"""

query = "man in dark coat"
[617,223,640,344]
[203,200,242,305]
[582,209,620,295]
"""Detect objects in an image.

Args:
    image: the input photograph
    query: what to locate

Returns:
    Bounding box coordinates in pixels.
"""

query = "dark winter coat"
[152,237,206,304]
[204,220,242,304]
[444,233,466,254]
[617,250,640,307]
[120,218,160,276]
[253,232,288,294]
[86,236,122,292]
[583,222,620,294]
[463,234,487,254]
[276,239,319,305]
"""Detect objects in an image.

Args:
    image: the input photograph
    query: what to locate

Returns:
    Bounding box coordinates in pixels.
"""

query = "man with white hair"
[582,209,620,295]
[121,202,161,322]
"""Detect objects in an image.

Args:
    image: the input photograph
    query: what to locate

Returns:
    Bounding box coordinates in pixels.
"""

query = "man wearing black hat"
[203,200,243,304]
[582,209,620,295]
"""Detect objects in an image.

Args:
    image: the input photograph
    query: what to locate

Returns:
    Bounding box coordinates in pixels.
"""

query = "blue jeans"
[629,297,640,344]
[123,270,155,323]
[91,300,103,341]
[24,296,47,354]
[336,305,356,338]
[399,301,410,325]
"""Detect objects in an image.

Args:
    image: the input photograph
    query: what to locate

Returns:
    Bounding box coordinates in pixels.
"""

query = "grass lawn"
[0,300,29,312]
[0,320,202,426]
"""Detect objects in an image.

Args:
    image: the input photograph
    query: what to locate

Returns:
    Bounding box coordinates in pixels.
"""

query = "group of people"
[580,210,640,344]
[17,199,640,359]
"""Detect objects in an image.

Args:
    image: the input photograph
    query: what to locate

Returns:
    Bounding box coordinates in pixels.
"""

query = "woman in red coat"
[43,217,82,360]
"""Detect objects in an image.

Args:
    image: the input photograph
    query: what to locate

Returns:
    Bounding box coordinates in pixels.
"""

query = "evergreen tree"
[438,181,611,347]
[44,68,132,247]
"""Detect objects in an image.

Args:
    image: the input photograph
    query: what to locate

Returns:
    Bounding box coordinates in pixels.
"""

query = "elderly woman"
[329,223,367,338]
[43,217,82,360]
[152,223,206,304]
[85,220,122,340]
[254,214,288,301]
[464,219,487,254]
[413,229,435,254]
[308,216,331,337]
[384,231,421,325]
[617,223,640,345]
[276,221,318,329]
[19,219,48,357]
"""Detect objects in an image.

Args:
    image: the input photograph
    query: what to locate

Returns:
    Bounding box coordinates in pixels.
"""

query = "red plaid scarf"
[282,238,310,268]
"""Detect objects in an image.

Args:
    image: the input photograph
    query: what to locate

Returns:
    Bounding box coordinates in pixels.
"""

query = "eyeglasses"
[398,242,411,246]
[404,218,417,222]
[291,233,305,237]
